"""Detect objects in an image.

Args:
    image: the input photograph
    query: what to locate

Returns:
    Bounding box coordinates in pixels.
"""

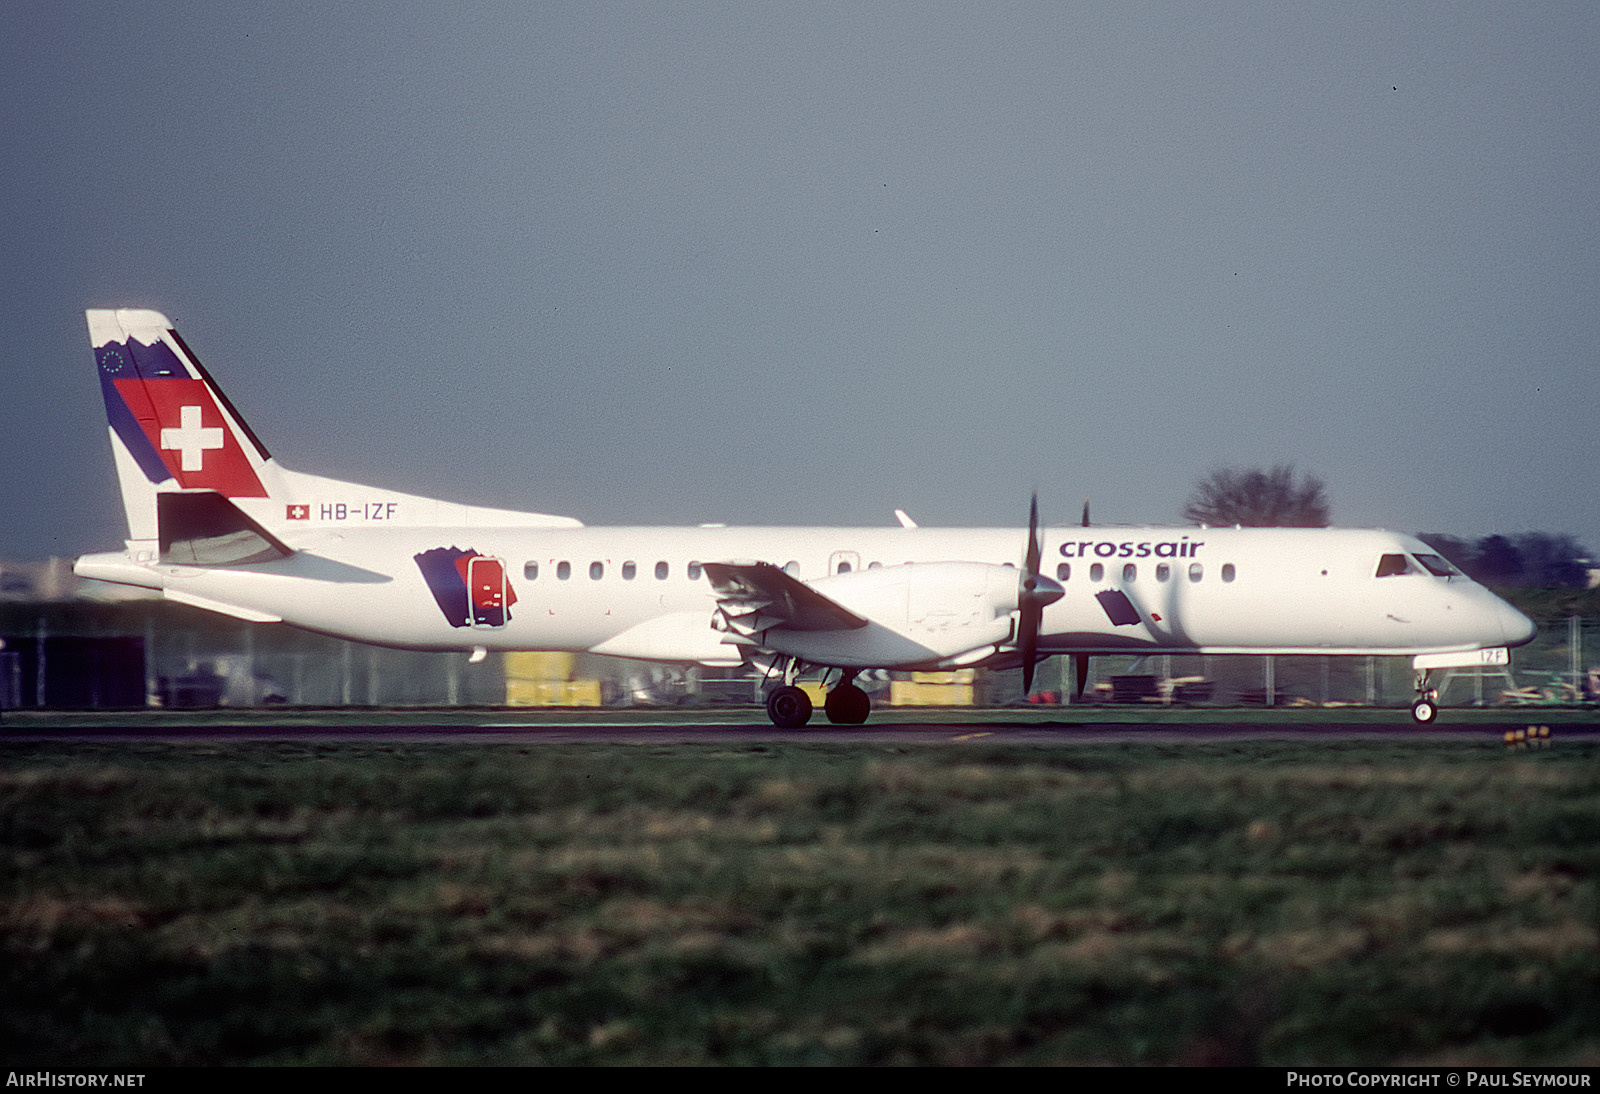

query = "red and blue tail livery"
[91,309,268,499]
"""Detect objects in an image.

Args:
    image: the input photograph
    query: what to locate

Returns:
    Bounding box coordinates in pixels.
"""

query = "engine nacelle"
[764,561,1023,669]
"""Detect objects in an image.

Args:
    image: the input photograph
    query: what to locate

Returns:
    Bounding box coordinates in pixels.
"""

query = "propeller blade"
[1020,606,1041,695]
[1018,491,1061,697]
[1025,491,1042,575]
[1081,497,1090,528]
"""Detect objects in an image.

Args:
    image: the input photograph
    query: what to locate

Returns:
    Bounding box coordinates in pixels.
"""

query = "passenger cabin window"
[523,562,538,580]
[1189,563,1203,582]
[687,562,702,580]
[1221,563,1236,583]
[655,561,669,580]
[1123,563,1137,582]
[1090,563,1104,582]
[1056,563,1071,581]
[621,561,636,580]
[1156,563,1170,582]
[557,561,571,581]
[589,561,604,580]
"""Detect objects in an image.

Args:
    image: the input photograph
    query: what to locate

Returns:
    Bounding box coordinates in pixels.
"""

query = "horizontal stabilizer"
[163,588,284,623]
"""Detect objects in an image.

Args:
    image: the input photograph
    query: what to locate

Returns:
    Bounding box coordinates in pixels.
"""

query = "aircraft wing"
[702,561,868,632]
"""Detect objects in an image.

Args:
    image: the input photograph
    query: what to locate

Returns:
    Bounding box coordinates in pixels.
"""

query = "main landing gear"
[824,676,871,725]
[763,663,871,728]
[765,684,813,728]
[1411,670,1439,724]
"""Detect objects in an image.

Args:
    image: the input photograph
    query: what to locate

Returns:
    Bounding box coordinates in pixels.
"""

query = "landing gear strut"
[762,663,873,728]
[1411,671,1439,724]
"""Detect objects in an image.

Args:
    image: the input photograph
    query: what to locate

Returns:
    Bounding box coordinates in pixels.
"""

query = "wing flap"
[702,561,868,632]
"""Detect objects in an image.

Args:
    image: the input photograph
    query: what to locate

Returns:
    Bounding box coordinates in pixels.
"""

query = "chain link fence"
[3,599,1595,711]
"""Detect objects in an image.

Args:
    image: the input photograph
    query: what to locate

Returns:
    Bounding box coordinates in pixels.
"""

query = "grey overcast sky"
[4,2,1597,561]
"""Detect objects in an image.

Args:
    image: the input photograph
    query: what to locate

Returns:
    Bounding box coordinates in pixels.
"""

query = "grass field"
[3,736,1598,1065]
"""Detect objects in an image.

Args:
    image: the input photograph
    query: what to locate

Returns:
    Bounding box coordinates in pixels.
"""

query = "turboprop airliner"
[74,308,1535,726]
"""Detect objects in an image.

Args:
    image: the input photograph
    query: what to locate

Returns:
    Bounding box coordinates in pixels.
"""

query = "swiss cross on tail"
[161,404,223,470]
[124,379,267,496]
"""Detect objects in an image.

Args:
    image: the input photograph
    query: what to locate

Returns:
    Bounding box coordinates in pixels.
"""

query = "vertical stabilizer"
[89,309,274,550]
[86,307,582,542]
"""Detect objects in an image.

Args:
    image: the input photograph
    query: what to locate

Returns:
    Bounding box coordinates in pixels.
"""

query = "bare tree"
[1182,464,1331,527]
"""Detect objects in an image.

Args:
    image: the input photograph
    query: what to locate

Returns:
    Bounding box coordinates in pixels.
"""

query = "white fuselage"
[109,523,1534,668]
[74,306,1538,725]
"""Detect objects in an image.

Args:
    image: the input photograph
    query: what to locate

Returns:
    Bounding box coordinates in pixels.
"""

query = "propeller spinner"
[1018,492,1064,695]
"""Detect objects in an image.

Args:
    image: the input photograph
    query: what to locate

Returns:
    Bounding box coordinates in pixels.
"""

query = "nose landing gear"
[1411,670,1439,724]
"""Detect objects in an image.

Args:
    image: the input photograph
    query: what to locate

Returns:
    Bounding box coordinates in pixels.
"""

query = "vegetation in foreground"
[2,739,1597,1065]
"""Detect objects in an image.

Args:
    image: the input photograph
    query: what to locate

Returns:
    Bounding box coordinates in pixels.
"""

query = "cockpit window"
[1377,552,1460,578]
[1412,553,1459,577]
[1375,553,1414,577]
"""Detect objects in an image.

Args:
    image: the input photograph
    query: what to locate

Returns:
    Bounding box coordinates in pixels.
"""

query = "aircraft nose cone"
[1499,599,1537,648]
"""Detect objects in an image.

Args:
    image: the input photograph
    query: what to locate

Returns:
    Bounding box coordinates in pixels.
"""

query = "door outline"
[466,555,510,628]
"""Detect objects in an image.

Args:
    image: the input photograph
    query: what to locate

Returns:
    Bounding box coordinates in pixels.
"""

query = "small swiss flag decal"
[286,504,310,520]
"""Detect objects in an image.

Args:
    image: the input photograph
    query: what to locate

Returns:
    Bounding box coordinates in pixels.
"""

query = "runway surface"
[5,711,1598,745]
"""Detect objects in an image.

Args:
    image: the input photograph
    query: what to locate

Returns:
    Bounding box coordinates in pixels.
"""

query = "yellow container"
[505,679,559,706]
[889,681,975,706]
[504,650,576,682]
[563,679,603,707]
[909,669,976,684]
[506,677,602,706]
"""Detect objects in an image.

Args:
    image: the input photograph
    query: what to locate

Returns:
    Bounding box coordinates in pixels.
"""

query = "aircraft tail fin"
[87,308,583,545]
[89,309,276,548]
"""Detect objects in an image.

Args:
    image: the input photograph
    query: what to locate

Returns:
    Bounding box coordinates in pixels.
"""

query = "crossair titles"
[1059,536,1204,559]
